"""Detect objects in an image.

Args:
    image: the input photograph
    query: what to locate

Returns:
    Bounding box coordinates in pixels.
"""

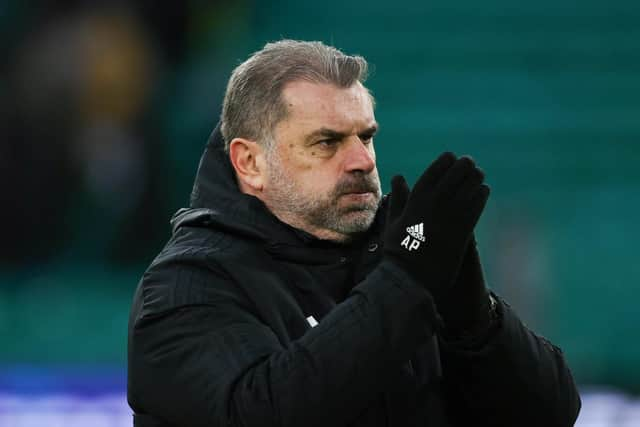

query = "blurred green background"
[1,0,638,393]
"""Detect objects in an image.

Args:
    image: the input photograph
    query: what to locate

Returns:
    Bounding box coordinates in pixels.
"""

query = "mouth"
[341,191,376,202]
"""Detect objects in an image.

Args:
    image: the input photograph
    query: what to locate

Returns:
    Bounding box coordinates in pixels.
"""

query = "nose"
[342,137,375,174]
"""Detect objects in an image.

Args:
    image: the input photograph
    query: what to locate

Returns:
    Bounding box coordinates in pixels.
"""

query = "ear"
[229,137,266,192]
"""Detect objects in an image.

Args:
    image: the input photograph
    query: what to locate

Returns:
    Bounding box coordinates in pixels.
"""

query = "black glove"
[438,234,493,338]
[383,152,490,297]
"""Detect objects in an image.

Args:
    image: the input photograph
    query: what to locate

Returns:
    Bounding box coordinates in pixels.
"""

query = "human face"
[261,81,381,242]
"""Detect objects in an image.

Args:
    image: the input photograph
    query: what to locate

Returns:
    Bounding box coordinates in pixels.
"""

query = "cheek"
[300,167,340,195]
[281,147,344,193]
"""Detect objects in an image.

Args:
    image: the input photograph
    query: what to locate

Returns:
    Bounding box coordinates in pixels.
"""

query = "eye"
[317,138,340,147]
[360,134,374,144]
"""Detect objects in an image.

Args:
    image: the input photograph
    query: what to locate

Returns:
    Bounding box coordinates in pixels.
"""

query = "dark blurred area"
[0,0,254,380]
[1,1,640,424]
[1,1,214,268]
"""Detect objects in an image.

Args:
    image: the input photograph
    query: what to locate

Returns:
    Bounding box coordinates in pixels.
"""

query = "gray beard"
[263,151,382,237]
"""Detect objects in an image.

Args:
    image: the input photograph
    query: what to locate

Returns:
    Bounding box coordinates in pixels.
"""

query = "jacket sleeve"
[437,295,581,427]
[128,260,438,427]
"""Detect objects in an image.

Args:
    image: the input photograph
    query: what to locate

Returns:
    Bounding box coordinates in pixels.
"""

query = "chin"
[337,210,377,235]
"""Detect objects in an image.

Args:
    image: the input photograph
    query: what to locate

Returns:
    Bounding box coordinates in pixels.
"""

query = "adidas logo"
[406,223,426,242]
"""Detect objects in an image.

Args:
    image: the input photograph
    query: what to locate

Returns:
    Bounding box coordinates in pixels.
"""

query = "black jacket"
[127,125,581,427]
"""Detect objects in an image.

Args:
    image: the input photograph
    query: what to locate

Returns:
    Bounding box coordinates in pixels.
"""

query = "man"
[128,40,581,426]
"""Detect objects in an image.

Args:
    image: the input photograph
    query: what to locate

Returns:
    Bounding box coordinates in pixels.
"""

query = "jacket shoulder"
[131,226,257,324]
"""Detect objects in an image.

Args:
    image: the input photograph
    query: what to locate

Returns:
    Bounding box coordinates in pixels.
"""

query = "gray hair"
[220,39,371,152]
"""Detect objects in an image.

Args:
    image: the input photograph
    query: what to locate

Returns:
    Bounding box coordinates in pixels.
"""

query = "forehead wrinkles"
[281,82,374,133]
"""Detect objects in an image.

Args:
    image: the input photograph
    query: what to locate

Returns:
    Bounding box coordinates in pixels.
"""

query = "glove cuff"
[440,292,497,343]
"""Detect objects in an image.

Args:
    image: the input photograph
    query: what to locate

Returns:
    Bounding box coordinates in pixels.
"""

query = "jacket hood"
[170,123,387,263]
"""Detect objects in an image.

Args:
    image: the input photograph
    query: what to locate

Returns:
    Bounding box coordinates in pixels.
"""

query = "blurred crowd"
[0,1,248,270]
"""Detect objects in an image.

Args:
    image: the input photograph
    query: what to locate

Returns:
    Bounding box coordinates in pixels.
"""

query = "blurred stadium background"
[1,1,639,425]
